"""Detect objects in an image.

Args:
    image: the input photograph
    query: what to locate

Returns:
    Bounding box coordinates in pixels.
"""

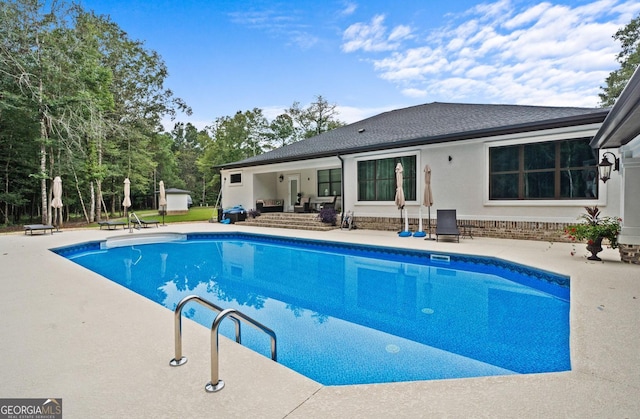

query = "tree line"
[0,0,343,226]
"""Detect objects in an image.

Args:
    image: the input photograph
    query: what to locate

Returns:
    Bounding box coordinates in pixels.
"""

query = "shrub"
[317,207,337,225]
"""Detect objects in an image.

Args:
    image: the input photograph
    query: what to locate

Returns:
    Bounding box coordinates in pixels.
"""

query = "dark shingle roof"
[221,102,609,169]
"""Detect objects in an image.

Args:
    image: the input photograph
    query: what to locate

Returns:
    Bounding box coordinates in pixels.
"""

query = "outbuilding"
[164,188,192,215]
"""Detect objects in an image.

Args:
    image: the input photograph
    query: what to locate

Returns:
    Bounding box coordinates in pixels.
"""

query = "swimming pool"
[53,232,570,385]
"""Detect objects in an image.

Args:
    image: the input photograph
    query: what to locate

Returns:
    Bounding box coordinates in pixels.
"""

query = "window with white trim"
[489,138,598,200]
[357,155,416,201]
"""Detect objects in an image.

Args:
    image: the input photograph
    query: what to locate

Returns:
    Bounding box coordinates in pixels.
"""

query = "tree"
[171,122,202,193]
[0,1,190,225]
[0,0,81,224]
[196,109,270,198]
[599,14,640,107]
[268,113,295,148]
[286,95,345,140]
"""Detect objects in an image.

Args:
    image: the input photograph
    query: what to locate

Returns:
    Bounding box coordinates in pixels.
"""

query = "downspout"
[337,154,344,222]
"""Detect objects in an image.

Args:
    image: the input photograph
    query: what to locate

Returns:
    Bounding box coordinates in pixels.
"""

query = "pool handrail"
[169,295,242,367]
[207,307,277,392]
[169,294,277,393]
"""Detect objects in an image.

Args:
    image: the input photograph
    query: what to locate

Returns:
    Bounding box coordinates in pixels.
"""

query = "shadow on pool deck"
[0,222,638,418]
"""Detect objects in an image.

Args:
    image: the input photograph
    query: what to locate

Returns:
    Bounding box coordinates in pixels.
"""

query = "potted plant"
[317,207,337,226]
[564,206,622,261]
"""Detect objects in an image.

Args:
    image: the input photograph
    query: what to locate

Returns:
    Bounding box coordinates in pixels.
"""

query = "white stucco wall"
[619,136,640,244]
[220,123,622,223]
[166,193,189,213]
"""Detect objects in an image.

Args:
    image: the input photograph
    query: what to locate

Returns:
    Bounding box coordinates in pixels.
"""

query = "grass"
[104,206,215,225]
[1,207,217,233]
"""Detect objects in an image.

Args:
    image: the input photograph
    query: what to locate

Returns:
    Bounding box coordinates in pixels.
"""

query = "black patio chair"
[436,209,460,242]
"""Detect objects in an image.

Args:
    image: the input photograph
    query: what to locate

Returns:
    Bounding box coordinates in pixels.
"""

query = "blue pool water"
[53,232,570,385]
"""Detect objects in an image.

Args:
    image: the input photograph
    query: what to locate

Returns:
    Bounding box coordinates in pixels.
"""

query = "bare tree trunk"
[3,145,10,225]
[202,175,206,206]
[71,164,90,223]
[37,27,48,225]
[96,137,103,220]
[100,195,109,220]
[39,143,48,225]
[89,181,95,222]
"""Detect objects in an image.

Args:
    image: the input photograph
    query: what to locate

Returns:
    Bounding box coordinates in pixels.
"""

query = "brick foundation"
[618,244,640,265]
[354,216,598,243]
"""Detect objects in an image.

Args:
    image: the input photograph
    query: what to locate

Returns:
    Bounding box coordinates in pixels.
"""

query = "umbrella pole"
[425,206,435,240]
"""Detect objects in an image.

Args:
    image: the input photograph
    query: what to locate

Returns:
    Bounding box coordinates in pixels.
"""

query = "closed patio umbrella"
[123,178,132,228]
[395,163,410,237]
[423,165,435,240]
[159,180,167,226]
[51,176,63,231]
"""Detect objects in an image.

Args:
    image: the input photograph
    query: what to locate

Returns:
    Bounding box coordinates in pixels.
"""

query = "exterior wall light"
[279,174,284,182]
[598,151,620,183]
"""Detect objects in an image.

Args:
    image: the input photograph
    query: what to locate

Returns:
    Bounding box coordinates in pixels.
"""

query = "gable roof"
[221,102,609,169]
[165,188,191,194]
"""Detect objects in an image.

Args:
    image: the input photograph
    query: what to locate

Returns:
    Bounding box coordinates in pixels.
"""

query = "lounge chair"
[139,219,159,228]
[435,209,460,242]
[23,224,54,235]
[98,220,127,230]
[130,213,160,228]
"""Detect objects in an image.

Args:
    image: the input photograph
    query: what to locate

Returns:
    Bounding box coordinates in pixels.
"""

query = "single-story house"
[219,78,640,264]
[164,188,192,215]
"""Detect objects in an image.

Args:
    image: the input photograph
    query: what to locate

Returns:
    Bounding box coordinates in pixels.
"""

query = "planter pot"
[586,236,604,261]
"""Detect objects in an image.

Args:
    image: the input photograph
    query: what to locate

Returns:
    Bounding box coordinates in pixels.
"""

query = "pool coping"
[1,222,638,417]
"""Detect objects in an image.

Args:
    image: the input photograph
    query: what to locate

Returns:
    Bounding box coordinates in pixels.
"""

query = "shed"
[164,188,192,215]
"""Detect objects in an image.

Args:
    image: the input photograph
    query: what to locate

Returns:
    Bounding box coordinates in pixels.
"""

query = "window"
[317,168,341,196]
[357,155,416,201]
[229,173,242,184]
[489,138,598,200]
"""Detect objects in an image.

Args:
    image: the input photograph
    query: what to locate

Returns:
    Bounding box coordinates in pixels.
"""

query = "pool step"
[242,212,338,231]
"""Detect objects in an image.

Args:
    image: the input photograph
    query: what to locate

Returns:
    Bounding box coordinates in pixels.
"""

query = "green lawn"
[95,206,216,226]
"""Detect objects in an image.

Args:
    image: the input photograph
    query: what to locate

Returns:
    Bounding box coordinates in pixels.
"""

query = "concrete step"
[242,212,338,231]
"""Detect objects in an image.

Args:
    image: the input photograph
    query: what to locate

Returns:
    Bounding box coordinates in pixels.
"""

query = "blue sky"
[79,0,640,130]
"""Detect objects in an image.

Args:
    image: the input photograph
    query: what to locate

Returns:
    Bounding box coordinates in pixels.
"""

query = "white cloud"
[345,0,637,107]
[401,88,429,98]
[503,3,553,30]
[289,32,319,49]
[228,7,319,50]
[340,2,358,17]
[261,104,398,125]
[389,25,412,41]
[342,14,412,52]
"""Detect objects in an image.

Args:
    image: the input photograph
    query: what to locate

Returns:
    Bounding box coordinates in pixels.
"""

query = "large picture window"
[489,138,598,200]
[317,168,341,196]
[358,155,416,201]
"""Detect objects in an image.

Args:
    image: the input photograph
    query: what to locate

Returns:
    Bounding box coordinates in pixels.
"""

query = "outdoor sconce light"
[278,174,284,182]
[598,152,620,183]
[448,155,453,162]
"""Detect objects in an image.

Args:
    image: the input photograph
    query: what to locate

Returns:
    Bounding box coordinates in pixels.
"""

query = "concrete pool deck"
[1,222,638,418]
